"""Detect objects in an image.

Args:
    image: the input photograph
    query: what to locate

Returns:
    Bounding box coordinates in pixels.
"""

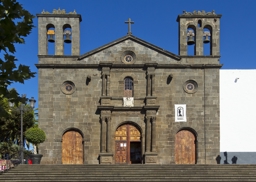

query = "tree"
[0,101,35,144]
[0,96,36,159]
[25,127,46,154]
[0,0,35,102]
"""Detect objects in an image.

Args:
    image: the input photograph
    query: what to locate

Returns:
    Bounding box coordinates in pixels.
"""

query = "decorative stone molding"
[99,153,113,164]
[145,96,157,105]
[144,153,158,164]
[41,8,77,14]
[182,10,216,15]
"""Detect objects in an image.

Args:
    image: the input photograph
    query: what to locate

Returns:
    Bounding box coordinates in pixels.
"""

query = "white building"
[220,70,256,164]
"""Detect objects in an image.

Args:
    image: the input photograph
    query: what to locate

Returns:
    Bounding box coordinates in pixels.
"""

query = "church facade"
[36,10,221,164]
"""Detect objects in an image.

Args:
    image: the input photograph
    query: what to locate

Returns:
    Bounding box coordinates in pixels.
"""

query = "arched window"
[124,77,133,97]
[197,20,202,28]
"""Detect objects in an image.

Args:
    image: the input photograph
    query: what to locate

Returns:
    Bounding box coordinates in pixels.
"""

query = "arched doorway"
[115,124,141,164]
[175,129,196,164]
[62,130,83,164]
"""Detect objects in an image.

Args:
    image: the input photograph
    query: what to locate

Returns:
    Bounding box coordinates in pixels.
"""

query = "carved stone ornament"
[41,8,77,14]
[123,97,134,107]
[182,10,216,15]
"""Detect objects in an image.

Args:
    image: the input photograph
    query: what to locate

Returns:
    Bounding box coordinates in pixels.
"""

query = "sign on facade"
[175,104,187,122]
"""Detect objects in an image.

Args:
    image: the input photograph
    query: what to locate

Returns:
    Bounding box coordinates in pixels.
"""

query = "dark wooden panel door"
[62,131,83,164]
[115,124,141,164]
[175,130,196,164]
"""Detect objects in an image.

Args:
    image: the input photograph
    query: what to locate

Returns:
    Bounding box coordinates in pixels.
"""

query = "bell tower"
[177,10,221,56]
[37,8,82,56]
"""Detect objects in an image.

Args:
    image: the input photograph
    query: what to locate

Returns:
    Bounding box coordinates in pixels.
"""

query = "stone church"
[36,9,221,165]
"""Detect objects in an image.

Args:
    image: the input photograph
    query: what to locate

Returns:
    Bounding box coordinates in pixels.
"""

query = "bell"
[63,30,72,43]
[203,31,211,44]
[187,36,195,45]
[64,34,71,43]
[48,34,55,43]
[47,30,55,43]
[204,35,210,43]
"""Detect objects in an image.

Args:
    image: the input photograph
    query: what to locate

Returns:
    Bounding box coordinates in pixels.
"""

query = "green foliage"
[0,0,35,102]
[0,99,36,143]
[0,141,19,159]
[25,127,46,147]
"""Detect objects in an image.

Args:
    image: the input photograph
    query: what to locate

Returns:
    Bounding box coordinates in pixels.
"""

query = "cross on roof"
[125,18,134,35]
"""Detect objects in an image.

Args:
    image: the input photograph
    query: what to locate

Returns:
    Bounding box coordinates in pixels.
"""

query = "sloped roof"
[78,34,181,61]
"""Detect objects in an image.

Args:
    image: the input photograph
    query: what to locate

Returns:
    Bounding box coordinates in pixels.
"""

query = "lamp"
[9,95,36,164]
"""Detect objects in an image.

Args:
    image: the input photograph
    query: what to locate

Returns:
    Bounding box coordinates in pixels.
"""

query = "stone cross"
[125,18,134,35]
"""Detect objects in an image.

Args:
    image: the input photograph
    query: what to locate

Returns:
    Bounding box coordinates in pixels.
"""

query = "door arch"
[175,129,196,164]
[62,130,83,164]
[115,124,142,164]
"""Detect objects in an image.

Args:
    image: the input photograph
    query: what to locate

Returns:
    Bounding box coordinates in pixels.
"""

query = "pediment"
[78,35,181,64]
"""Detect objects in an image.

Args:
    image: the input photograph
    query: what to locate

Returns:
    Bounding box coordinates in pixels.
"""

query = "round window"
[124,55,133,63]
[61,81,76,95]
[183,80,198,94]
[121,50,136,64]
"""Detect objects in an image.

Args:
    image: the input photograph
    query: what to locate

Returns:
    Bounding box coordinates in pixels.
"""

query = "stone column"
[151,117,156,152]
[106,117,111,153]
[99,114,113,164]
[106,75,110,96]
[102,74,106,96]
[55,24,64,55]
[151,75,155,96]
[145,116,151,152]
[147,75,151,96]
[101,116,106,153]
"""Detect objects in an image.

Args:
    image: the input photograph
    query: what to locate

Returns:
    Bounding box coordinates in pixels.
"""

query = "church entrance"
[175,130,196,164]
[62,130,83,164]
[115,124,142,164]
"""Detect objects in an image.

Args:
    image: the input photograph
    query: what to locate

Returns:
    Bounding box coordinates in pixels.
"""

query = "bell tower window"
[187,26,196,55]
[63,24,72,55]
[203,26,212,55]
[46,24,55,55]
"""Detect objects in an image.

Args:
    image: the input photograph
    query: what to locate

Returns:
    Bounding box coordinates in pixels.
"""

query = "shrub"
[25,127,46,154]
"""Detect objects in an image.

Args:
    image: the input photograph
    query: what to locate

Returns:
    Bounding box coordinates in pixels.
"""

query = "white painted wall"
[220,70,256,152]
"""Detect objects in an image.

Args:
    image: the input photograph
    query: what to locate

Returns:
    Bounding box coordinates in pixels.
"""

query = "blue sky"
[10,0,256,107]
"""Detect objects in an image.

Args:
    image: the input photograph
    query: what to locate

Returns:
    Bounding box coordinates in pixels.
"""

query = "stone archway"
[175,129,196,164]
[62,130,83,164]
[115,124,142,164]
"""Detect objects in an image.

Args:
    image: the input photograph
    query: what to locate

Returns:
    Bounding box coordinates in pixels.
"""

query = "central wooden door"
[175,130,196,164]
[62,130,83,164]
[115,124,141,164]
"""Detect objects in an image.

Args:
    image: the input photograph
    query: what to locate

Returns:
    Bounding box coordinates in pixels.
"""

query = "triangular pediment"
[78,34,181,63]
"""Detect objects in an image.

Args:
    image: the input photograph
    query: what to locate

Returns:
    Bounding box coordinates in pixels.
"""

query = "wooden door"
[175,130,196,164]
[62,130,83,164]
[115,124,141,164]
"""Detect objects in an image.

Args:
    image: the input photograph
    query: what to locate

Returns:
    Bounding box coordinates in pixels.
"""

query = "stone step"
[1,165,256,181]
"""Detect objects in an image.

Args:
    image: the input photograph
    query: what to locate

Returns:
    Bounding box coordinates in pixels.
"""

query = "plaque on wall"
[123,97,134,107]
[175,104,187,122]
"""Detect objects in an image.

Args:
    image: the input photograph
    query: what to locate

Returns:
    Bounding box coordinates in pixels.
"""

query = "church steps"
[1,165,256,181]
